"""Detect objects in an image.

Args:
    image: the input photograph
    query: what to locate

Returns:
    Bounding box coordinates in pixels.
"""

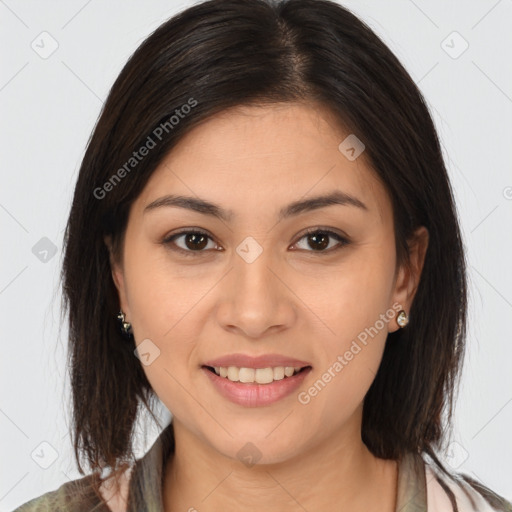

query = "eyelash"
[161,227,350,257]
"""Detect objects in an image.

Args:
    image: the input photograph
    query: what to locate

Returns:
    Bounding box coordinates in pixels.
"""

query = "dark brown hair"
[60,0,467,498]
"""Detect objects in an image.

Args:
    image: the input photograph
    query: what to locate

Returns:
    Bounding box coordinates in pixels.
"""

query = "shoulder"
[424,457,512,512]
[11,474,111,512]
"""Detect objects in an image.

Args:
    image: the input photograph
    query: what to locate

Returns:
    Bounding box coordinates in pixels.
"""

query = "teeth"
[211,366,304,384]
[239,367,255,383]
[227,366,239,381]
[284,367,295,377]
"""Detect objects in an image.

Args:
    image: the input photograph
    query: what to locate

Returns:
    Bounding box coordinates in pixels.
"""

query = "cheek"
[121,241,208,398]
[299,311,390,434]
[298,246,396,415]
[123,237,208,337]
[310,242,396,343]
[125,271,206,421]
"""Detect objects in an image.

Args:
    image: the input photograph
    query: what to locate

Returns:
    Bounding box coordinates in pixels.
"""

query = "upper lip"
[203,353,312,369]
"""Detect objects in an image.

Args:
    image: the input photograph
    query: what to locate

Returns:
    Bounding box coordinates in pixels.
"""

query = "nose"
[216,247,296,339]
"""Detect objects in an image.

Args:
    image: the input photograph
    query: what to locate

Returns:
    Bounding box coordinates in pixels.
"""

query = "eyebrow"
[143,190,368,222]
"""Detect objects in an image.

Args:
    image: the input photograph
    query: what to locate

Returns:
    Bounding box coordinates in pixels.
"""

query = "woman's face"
[109,102,427,464]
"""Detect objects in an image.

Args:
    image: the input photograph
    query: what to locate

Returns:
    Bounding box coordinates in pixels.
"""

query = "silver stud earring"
[396,310,409,328]
[117,310,133,337]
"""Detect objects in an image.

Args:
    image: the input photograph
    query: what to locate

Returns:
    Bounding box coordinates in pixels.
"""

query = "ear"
[104,235,131,318]
[389,226,429,332]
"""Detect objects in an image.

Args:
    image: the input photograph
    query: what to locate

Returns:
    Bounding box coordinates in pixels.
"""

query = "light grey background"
[1,0,511,509]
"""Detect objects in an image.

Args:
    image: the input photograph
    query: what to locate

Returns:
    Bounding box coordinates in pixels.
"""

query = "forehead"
[134,102,391,224]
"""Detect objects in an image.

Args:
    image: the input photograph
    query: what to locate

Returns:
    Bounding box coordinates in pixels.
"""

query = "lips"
[203,353,312,369]
[202,364,313,407]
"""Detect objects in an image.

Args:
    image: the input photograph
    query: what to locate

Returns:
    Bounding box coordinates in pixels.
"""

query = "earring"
[117,310,133,337]
[396,310,409,328]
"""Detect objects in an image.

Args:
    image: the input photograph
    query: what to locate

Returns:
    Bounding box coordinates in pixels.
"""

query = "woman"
[14,0,512,510]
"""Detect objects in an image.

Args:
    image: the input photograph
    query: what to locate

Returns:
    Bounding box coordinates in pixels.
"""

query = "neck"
[162,410,398,512]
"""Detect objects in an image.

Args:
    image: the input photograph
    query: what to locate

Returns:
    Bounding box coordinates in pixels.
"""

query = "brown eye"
[181,232,209,251]
[293,229,350,253]
[163,229,218,256]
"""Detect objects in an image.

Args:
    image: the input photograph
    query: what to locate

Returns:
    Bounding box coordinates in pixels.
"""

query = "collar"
[125,421,175,511]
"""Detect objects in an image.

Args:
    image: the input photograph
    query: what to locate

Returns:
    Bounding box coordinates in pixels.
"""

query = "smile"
[202,365,312,407]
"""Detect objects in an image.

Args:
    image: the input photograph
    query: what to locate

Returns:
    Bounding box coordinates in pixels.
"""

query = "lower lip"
[202,366,312,407]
